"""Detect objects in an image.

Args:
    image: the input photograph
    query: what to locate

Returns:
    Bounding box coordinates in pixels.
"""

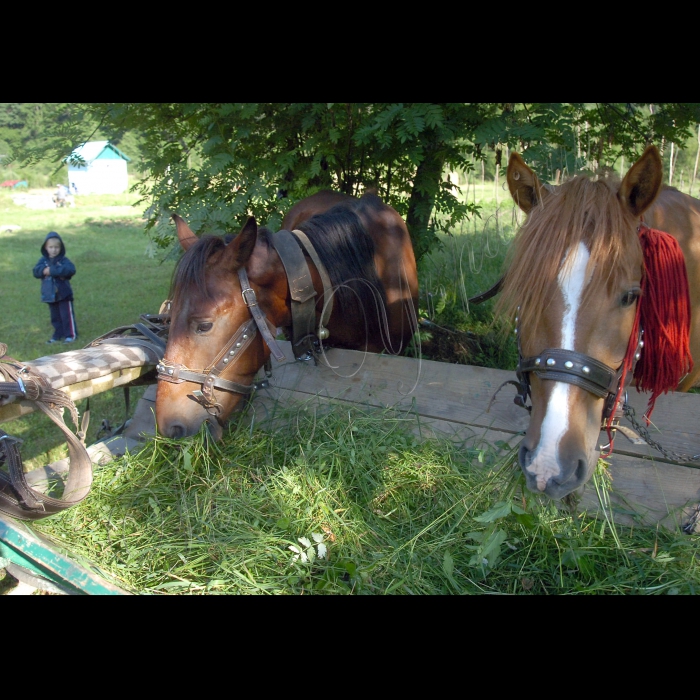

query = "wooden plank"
[262,343,531,434]
[262,343,700,467]
[578,453,700,530]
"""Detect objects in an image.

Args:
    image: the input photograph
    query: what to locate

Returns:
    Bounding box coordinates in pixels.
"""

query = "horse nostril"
[166,423,186,439]
[574,457,588,484]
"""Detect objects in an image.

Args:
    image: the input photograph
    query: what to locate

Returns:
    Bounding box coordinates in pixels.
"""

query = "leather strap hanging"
[291,228,334,332]
[272,229,320,359]
[0,344,93,521]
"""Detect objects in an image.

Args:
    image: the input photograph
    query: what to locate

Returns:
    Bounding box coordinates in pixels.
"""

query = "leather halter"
[156,230,333,413]
[156,268,286,414]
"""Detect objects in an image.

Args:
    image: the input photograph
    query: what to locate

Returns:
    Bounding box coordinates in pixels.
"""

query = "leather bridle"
[156,229,333,416]
[510,314,644,423]
[156,268,286,415]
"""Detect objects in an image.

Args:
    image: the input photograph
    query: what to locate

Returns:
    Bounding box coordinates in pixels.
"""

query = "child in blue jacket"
[33,231,79,344]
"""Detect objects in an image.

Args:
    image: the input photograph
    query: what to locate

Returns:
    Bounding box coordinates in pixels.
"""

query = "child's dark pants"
[48,299,78,340]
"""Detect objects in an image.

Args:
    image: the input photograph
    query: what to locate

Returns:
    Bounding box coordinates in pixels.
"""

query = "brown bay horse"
[497,145,700,499]
[155,190,418,439]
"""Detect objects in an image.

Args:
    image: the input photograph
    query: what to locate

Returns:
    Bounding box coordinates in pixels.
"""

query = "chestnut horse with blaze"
[497,145,700,499]
[155,190,418,439]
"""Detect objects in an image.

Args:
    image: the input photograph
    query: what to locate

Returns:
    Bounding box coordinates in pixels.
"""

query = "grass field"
[0,187,176,466]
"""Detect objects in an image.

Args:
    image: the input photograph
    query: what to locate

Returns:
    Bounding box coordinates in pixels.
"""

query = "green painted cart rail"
[0,513,130,595]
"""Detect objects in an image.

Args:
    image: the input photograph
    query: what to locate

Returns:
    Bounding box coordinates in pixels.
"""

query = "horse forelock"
[169,228,275,310]
[497,176,642,334]
[170,235,228,311]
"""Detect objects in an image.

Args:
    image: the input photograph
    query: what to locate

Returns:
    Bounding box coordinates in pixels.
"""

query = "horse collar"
[272,229,333,362]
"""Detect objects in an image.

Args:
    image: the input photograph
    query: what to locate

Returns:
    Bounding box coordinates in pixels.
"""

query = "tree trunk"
[405,134,446,261]
[691,124,700,196]
[669,141,675,186]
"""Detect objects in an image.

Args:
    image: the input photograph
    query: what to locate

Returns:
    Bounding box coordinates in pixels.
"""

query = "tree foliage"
[12,103,700,260]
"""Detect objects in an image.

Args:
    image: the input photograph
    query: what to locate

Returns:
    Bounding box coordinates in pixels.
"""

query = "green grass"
[32,399,700,595]
[411,186,520,370]
[0,187,175,466]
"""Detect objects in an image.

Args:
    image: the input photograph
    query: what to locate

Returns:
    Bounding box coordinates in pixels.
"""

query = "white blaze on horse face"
[527,241,593,491]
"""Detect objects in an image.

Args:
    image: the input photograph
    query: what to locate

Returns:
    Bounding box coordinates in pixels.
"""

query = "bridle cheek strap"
[239,268,286,363]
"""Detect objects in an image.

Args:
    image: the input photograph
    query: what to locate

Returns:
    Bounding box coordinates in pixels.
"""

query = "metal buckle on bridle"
[190,390,223,415]
[241,286,257,307]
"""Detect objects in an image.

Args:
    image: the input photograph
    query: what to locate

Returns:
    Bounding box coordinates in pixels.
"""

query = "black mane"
[295,202,387,338]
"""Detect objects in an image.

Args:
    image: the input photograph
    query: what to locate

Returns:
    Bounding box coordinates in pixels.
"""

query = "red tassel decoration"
[634,224,693,421]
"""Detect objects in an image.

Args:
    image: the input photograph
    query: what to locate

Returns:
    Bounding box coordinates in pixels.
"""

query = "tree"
[18,103,700,260]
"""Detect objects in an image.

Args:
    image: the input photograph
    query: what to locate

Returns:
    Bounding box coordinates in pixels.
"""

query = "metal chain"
[622,401,700,463]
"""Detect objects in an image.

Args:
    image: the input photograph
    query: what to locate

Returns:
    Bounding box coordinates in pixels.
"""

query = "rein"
[156,229,334,413]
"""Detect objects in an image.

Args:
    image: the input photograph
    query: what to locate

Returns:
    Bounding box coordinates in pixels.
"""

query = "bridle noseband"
[512,315,644,423]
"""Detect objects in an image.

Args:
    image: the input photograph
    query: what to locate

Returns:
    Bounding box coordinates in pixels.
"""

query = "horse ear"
[224,216,258,268]
[507,152,548,214]
[172,214,198,251]
[618,144,663,217]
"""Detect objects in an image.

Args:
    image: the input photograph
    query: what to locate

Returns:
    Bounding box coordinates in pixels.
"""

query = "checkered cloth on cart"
[26,341,160,391]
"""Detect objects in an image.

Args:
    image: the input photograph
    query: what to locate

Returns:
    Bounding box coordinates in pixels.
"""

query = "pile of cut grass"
[33,398,700,595]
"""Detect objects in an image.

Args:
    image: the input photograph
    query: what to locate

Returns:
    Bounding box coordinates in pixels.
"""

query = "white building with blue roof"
[66,141,131,194]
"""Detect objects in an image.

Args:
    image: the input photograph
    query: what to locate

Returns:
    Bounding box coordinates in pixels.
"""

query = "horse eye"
[620,290,640,308]
[196,322,213,334]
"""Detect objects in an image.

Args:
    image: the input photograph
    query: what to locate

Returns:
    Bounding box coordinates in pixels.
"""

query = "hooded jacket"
[32,232,76,303]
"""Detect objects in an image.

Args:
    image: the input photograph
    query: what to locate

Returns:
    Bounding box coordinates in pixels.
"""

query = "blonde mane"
[496,175,643,333]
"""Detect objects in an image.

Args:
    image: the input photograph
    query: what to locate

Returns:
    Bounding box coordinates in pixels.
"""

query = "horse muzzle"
[519,441,593,499]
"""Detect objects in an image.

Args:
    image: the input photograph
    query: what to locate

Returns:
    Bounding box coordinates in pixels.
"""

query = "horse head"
[155,191,419,442]
[155,215,289,439]
[500,145,664,499]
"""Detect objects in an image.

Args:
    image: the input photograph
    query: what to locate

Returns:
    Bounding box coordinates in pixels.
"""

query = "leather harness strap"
[238,268,286,363]
[158,318,260,414]
[467,277,503,305]
[271,229,319,358]
[291,228,334,331]
[518,348,621,399]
